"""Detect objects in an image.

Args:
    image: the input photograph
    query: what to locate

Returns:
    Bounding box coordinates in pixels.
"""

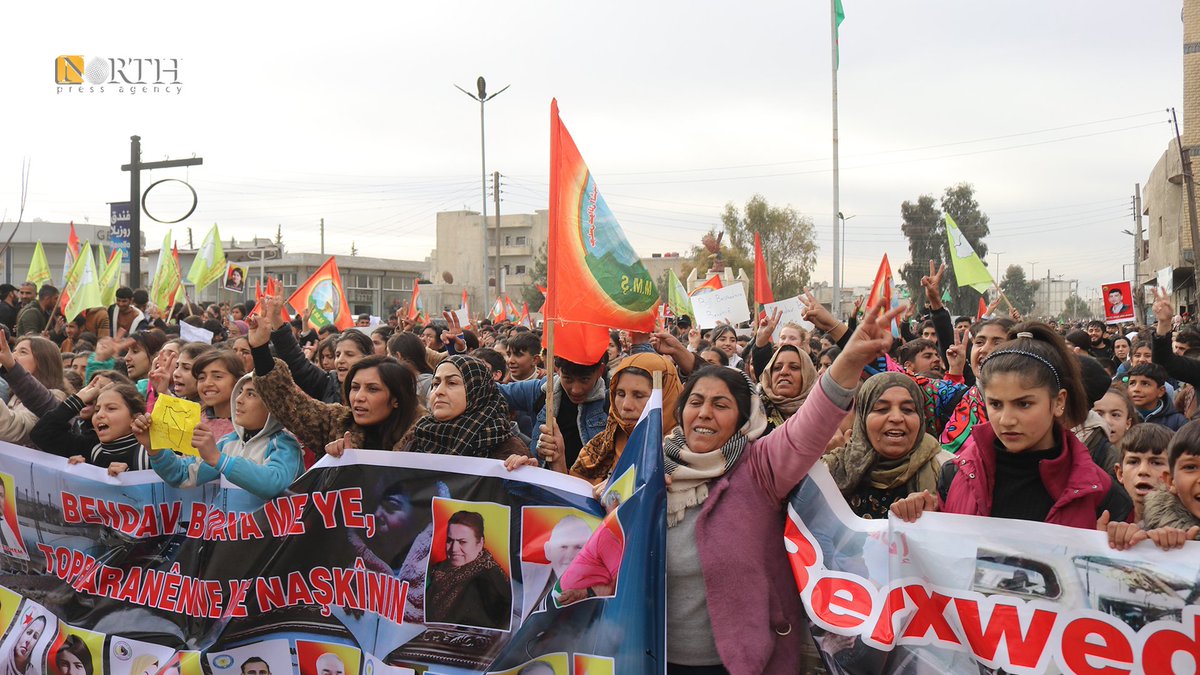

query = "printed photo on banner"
[572,654,614,675]
[206,639,292,675]
[295,640,360,675]
[0,473,27,560]
[108,637,177,675]
[518,507,601,618]
[424,498,513,632]
[484,652,567,675]
[154,651,203,675]
[552,510,625,609]
[0,587,22,645]
[0,603,56,675]
[47,624,102,675]
[1102,280,1134,324]
[223,264,247,293]
[359,655,414,675]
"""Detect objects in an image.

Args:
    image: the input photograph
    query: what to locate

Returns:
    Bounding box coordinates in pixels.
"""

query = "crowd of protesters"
[2,262,1200,674]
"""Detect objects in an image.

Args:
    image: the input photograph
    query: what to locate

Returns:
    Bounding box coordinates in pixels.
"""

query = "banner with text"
[786,464,1200,674]
[0,412,665,675]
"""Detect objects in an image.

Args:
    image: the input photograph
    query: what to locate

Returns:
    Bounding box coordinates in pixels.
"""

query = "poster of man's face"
[295,641,360,675]
[205,639,291,675]
[424,498,513,632]
[1102,282,1135,323]
[518,508,600,618]
[484,653,568,675]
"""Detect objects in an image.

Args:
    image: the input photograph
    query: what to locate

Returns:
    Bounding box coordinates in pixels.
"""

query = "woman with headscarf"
[758,343,817,433]
[401,355,528,460]
[569,353,682,484]
[823,372,952,519]
[1,614,45,675]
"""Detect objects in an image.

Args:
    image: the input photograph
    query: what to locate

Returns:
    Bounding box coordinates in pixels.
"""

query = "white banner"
[690,282,750,328]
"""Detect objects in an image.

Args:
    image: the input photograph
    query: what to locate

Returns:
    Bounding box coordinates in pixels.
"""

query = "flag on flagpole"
[407,284,422,320]
[689,274,724,297]
[504,295,519,322]
[753,232,774,305]
[61,222,81,286]
[866,254,893,312]
[27,241,52,291]
[519,302,532,328]
[286,257,352,330]
[945,214,995,294]
[458,290,472,328]
[546,99,659,339]
[490,296,506,324]
[666,269,694,321]
[99,248,123,306]
[976,297,988,321]
[186,224,227,291]
[150,232,182,311]
[834,0,846,69]
[62,242,102,320]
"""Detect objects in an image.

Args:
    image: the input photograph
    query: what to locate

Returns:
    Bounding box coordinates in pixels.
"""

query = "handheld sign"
[690,282,751,328]
[149,395,203,457]
[762,296,815,341]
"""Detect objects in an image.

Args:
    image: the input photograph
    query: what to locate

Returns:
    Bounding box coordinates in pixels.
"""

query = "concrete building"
[1034,277,1081,320]
[0,220,138,288]
[425,209,548,318]
[1141,0,1200,314]
[150,241,426,316]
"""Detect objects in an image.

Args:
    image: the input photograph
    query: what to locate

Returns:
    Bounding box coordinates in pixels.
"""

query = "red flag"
[286,256,353,330]
[541,319,609,366]
[546,99,659,333]
[866,254,893,313]
[407,284,421,320]
[977,297,988,321]
[689,274,724,297]
[754,232,774,305]
[249,277,291,323]
[459,290,472,328]
[519,302,532,328]
[491,296,506,324]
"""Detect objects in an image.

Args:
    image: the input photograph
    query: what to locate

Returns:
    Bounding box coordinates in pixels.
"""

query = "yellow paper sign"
[149,394,203,457]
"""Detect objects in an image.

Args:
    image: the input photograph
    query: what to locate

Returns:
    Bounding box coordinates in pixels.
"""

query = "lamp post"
[837,212,854,293]
[455,77,509,310]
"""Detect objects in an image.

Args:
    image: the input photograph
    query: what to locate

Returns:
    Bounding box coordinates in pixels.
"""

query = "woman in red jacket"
[891,322,1133,528]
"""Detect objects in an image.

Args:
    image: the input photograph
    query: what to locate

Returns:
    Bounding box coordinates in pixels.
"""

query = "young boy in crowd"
[1141,421,1200,543]
[506,332,543,382]
[1113,424,1174,525]
[897,338,944,378]
[1127,363,1188,431]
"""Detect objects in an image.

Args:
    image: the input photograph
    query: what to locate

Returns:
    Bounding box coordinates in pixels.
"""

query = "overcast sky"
[0,1,1185,301]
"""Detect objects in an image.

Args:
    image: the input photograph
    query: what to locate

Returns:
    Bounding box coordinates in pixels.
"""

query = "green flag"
[62,242,102,321]
[941,287,952,303]
[834,0,845,69]
[186,223,226,291]
[100,248,123,306]
[666,269,693,321]
[27,241,52,291]
[944,214,995,294]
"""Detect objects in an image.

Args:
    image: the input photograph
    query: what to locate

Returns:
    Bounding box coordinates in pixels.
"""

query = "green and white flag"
[944,214,994,294]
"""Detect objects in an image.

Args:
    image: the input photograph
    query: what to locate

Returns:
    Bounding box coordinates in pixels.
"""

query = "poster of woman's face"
[108,637,177,675]
[424,498,513,632]
[0,473,28,560]
[47,625,102,675]
[223,265,246,293]
[0,603,56,675]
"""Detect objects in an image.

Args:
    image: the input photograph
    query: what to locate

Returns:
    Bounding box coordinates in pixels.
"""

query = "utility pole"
[456,77,509,309]
[320,218,325,255]
[121,135,203,288]
[1134,183,1144,322]
[493,171,502,295]
[1171,108,1200,298]
[830,0,841,319]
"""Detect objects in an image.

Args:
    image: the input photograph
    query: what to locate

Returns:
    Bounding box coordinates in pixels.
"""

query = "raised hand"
[246,314,272,349]
[131,413,153,451]
[1153,287,1174,336]
[945,327,968,376]
[191,422,221,467]
[921,260,947,309]
[440,311,467,353]
[828,302,907,389]
[0,331,15,371]
[799,290,839,333]
[755,308,783,348]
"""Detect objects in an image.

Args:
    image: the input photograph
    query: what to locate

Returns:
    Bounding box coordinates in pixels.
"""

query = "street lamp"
[837,212,854,295]
[456,76,510,306]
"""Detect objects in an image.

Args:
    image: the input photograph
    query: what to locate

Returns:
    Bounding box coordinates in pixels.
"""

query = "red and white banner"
[1102,280,1136,325]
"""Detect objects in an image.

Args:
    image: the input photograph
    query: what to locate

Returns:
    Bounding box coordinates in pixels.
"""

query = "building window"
[515,236,527,246]
[515,265,526,274]
[502,265,510,275]
[505,236,512,246]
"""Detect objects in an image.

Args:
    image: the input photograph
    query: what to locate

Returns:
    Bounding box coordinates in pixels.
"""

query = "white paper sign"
[762,296,815,342]
[454,308,471,328]
[691,282,751,328]
[179,321,215,345]
[1158,266,1174,295]
[368,315,382,328]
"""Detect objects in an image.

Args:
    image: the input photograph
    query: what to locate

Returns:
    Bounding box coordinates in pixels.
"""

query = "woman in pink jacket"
[562,304,904,675]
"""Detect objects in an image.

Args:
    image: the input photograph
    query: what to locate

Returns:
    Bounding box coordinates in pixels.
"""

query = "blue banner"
[109,202,131,262]
[0,398,665,675]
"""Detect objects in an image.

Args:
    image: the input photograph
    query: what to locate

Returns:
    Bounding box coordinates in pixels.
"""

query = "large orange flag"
[546,100,658,335]
[287,256,352,330]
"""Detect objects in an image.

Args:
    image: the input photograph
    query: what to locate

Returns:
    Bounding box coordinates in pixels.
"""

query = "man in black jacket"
[0,285,18,333]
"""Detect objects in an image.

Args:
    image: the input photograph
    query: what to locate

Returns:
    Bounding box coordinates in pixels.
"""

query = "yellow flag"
[944,214,994,294]
[27,241,52,291]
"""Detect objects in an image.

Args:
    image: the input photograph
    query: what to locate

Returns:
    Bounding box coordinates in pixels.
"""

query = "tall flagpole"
[830,0,842,320]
